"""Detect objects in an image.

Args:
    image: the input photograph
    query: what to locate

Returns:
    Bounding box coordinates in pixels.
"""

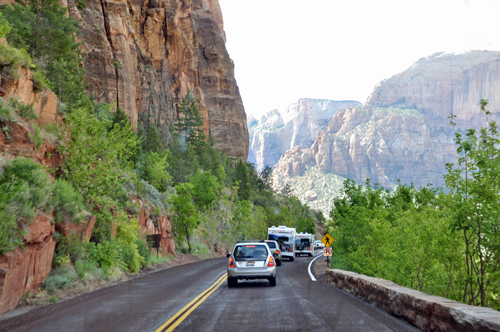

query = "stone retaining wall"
[326,269,500,332]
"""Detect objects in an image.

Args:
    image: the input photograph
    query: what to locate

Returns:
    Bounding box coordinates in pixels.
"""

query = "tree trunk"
[186,225,191,254]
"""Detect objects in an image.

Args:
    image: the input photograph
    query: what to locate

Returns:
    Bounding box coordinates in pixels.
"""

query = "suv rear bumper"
[228,267,276,279]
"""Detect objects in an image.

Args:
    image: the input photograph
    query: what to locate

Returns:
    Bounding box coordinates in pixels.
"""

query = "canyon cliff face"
[68,0,248,159]
[271,51,500,214]
[248,99,362,171]
[367,51,500,128]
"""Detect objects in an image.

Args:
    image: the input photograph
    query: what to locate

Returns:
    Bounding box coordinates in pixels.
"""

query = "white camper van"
[295,232,315,257]
[268,226,296,261]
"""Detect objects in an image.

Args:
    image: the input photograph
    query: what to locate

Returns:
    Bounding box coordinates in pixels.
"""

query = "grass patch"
[42,266,77,294]
[0,42,31,72]
[27,124,44,149]
[10,99,37,119]
[147,254,173,266]
[0,98,17,123]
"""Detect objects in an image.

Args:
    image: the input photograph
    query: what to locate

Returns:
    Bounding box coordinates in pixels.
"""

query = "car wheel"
[277,259,282,266]
[308,253,312,257]
[269,276,276,287]
[227,278,236,288]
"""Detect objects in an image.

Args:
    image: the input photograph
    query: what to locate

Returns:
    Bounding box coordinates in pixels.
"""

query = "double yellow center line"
[154,273,228,332]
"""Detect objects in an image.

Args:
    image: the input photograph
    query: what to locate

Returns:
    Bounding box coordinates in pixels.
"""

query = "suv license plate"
[247,261,255,266]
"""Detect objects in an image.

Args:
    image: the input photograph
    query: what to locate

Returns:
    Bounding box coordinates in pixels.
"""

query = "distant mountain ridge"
[248,98,363,171]
[266,50,500,214]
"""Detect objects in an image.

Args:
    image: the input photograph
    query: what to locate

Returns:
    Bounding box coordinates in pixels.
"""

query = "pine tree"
[143,122,162,154]
[235,159,250,201]
[175,91,207,153]
[111,107,128,129]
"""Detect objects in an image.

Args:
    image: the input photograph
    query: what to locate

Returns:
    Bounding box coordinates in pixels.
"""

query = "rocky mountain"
[248,99,362,171]
[67,0,248,159]
[271,51,500,214]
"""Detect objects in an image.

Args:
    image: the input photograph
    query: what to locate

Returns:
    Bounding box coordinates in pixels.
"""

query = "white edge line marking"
[308,252,324,281]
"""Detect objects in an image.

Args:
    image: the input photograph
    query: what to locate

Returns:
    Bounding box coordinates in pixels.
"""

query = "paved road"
[3,251,420,332]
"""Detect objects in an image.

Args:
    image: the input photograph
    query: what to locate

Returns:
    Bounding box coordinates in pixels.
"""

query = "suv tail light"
[268,256,275,267]
[307,247,310,250]
[276,249,280,254]
[229,257,235,268]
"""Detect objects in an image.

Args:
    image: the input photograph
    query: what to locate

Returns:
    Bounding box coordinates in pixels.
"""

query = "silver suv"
[227,242,277,287]
[262,240,282,266]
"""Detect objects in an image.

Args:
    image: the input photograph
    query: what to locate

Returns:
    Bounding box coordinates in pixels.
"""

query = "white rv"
[268,226,296,261]
[295,232,315,257]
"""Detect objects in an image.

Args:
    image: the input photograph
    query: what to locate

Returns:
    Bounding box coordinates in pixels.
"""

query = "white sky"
[218,0,500,119]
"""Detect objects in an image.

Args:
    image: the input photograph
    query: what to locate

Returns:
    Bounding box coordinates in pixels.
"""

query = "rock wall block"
[326,269,500,332]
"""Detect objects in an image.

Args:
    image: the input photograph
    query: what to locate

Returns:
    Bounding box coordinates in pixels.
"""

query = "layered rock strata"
[248,99,362,171]
[326,269,500,332]
[272,51,500,192]
[68,0,248,159]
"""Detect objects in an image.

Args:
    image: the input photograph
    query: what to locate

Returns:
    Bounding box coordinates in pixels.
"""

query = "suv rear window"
[265,241,276,249]
[233,245,268,261]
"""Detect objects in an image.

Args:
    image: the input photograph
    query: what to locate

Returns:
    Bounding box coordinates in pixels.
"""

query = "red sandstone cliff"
[68,0,248,159]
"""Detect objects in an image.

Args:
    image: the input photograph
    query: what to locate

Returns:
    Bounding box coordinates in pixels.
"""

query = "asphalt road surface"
[3,250,420,332]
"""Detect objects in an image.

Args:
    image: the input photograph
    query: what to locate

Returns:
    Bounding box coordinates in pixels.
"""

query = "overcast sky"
[218,0,500,119]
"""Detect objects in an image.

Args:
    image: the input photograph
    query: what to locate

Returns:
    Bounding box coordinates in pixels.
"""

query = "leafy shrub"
[119,242,143,273]
[135,236,151,268]
[115,210,145,272]
[86,240,125,275]
[31,69,47,92]
[137,152,171,192]
[52,179,85,223]
[43,265,77,294]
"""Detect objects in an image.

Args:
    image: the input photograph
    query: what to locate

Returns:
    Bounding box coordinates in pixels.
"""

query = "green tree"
[137,151,171,193]
[168,138,199,184]
[235,159,250,201]
[143,122,163,154]
[0,12,11,38]
[445,99,500,308]
[174,91,207,153]
[190,170,220,211]
[170,182,199,254]
[61,107,139,201]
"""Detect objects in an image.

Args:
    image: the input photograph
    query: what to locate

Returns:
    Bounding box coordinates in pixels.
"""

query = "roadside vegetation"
[328,100,500,310]
[0,0,322,303]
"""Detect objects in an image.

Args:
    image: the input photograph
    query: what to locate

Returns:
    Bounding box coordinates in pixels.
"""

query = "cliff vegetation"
[0,0,322,314]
